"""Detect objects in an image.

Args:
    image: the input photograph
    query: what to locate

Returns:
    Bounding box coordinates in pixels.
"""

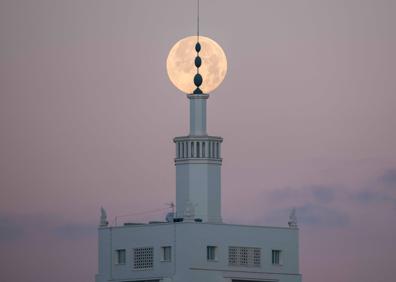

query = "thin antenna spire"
[197,0,200,40]
[193,0,203,94]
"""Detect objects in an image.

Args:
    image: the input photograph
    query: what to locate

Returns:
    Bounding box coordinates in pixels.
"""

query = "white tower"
[95,34,301,282]
[174,93,223,223]
[95,5,301,282]
[172,25,224,223]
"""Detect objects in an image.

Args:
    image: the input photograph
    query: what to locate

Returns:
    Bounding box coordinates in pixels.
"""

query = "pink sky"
[0,1,395,281]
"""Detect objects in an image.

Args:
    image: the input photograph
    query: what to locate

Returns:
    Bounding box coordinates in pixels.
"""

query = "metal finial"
[193,0,203,94]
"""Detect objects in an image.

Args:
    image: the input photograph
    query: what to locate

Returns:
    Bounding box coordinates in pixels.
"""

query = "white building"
[95,38,301,282]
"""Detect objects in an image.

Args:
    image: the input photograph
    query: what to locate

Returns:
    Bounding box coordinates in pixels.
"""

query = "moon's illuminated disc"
[167,36,227,94]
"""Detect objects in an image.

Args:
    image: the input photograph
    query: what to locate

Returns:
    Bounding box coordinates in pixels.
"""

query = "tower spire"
[169,2,226,223]
[193,0,203,94]
[197,0,200,39]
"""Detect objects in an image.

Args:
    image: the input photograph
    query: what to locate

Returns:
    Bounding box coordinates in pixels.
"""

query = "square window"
[161,246,172,262]
[115,249,126,265]
[272,250,282,265]
[207,246,217,261]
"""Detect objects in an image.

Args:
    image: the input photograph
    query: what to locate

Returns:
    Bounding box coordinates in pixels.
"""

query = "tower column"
[174,94,223,223]
[188,94,208,136]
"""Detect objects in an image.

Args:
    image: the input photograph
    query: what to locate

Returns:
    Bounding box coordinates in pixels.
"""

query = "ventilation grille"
[133,247,153,270]
[228,246,261,267]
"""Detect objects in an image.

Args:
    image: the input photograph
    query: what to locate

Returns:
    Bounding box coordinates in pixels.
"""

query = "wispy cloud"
[0,216,25,242]
[352,168,396,208]
[268,185,338,205]
[310,186,336,204]
[51,223,96,240]
[353,189,392,204]
[296,204,349,227]
[263,168,396,227]
[263,185,348,228]
[262,204,349,228]
[0,213,96,243]
[379,169,396,189]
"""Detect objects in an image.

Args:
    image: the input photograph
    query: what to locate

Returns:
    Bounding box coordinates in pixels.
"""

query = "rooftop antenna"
[166,202,175,214]
[165,202,175,222]
[193,0,203,94]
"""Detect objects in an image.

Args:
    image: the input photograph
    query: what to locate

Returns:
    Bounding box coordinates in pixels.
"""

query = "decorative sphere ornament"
[194,73,203,87]
[166,36,227,94]
[194,56,202,68]
[195,42,201,53]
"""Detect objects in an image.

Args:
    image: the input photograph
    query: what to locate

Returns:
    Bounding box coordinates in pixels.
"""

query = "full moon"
[166,36,227,94]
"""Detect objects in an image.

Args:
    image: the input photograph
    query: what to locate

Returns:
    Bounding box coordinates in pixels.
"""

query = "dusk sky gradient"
[0,1,395,282]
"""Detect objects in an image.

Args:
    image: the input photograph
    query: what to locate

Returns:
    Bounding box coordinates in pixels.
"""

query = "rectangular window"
[207,246,217,261]
[134,247,154,270]
[272,250,282,265]
[115,249,126,265]
[228,246,261,267]
[161,246,172,262]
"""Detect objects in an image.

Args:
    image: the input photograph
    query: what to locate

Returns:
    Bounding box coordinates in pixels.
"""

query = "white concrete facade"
[95,222,301,282]
[95,86,302,281]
